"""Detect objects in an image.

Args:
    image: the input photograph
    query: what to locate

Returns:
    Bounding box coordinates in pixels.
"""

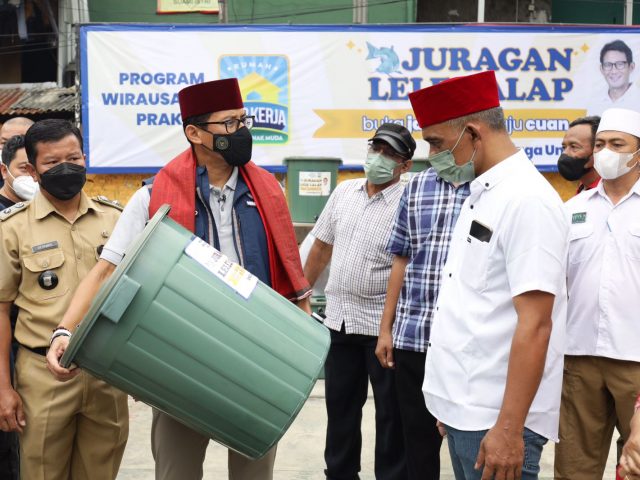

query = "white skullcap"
[597,108,640,138]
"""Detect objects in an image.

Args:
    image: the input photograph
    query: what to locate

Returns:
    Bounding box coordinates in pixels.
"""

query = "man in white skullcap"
[555,107,640,479]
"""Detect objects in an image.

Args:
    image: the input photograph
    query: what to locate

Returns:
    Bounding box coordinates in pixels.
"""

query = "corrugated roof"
[0,86,76,115]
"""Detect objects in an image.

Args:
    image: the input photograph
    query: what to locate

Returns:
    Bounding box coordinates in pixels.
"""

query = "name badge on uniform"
[572,212,587,224]
[32,241,59,253]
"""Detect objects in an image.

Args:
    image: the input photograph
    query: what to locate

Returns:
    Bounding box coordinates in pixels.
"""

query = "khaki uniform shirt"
[0,191,120,349]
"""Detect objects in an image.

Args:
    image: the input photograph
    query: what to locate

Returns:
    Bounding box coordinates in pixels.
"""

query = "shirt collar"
[629,176,640,196]
[470,149,526,193]
[211,166,238,193]
[353,178,368,191]
[34,190,100,220]
[593,175,640,202]
[577,178,600,194]
[359,178,403,204]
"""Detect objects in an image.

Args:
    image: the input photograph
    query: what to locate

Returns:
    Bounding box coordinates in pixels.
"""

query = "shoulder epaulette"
[93,195,124,211]
[0,202,28,222]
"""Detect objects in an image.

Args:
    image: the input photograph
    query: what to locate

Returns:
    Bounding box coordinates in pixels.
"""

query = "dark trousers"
[0,330,19,480]
[394,348,442,480]
[324,327,406,480]
[0,431,19,480]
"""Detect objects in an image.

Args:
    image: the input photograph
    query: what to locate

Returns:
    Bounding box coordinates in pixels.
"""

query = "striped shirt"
[386,169,470,352]
[312,178,404,336]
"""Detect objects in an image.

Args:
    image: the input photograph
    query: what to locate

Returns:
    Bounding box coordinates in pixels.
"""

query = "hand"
[46,336,80,382]
[375,331,394,369]
[296,296,312,315]
[0,387,25,433]
[475,423,524,480]
[436,420,447,437]
[620,412,640,477]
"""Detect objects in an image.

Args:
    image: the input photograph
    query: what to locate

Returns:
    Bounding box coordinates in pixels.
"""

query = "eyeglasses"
[368,143,408,163]
[602,61,629,71]
[196,115,255,134]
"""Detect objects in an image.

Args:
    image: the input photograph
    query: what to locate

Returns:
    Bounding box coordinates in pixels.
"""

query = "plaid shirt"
[386,169,470,352]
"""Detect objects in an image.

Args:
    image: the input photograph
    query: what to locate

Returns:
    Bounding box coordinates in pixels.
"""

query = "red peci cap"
[408,71,500,128]
[178,78,244,121]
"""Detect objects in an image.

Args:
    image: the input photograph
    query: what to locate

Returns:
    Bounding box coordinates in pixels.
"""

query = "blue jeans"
[445,425,547,480]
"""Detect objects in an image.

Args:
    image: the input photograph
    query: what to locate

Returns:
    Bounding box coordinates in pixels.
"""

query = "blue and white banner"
[79,24,640,172]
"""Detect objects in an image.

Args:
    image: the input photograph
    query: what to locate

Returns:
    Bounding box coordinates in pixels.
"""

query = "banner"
[79,24,640,172]
[156,0,219,13]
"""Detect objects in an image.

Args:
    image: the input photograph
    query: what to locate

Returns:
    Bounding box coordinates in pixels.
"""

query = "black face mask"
[557,153,591,181]
[200,126,253,167]
[40,162,86,200]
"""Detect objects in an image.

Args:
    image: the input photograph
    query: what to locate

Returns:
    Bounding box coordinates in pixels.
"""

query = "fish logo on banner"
[220,55,290,144]
[365,42,400,75]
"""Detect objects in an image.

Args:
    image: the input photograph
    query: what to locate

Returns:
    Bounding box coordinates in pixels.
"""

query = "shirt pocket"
[459,236,490,292]
[21,249,69,301]
[568,223,595,264]
[626,224,640,261]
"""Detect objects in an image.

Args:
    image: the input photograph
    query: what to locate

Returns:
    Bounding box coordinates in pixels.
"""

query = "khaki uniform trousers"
[15,348,129,480]
[555,355,640,479]
[151,409,277,480]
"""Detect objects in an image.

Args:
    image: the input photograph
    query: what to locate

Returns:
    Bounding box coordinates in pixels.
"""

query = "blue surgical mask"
[364,152,399,185]
[429,128,476,184]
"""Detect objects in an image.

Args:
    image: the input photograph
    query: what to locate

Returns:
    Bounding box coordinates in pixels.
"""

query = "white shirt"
[564,177,640,361]
[101,168,239,266]
[311,178,404,336]
[423,150,569,442]
[588,82,640,116]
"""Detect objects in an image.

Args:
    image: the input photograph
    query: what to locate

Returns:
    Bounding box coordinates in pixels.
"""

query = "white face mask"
[593,147,640,180]
[7,170,39,201]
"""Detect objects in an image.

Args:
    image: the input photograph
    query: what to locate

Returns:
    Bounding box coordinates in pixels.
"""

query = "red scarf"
[149,148,310,301]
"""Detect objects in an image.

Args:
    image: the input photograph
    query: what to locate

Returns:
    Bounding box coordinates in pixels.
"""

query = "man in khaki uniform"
[0,119,128,480]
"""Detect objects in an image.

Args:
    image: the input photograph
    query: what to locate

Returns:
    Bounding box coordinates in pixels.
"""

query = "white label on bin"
[185,238,258,300]
[299,171,331,196]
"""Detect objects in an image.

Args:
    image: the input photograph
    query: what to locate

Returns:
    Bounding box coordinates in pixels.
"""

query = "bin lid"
[60,205,172,368]
[283,157,342,164]
[310,296,327,305]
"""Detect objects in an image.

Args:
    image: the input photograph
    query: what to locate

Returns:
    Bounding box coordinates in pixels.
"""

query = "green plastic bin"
[410,157,432,173]
[61,205,330,459]
[284,157,342,224]
[310,296,327,319]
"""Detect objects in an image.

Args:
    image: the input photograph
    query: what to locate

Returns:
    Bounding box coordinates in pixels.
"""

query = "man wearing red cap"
[413,71,569,480]
[46,78,311,480]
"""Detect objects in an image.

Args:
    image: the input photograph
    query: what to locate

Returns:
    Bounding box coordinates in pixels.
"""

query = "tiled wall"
[85,171,579,205]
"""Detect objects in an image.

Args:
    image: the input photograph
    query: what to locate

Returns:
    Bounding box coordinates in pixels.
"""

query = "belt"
[20,345,47,356]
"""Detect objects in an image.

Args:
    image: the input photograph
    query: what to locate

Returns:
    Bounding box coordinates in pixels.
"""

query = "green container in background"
[409,157,431,173]
[310,296,327,318]
[61,205,330,459]
[284,157,342,224]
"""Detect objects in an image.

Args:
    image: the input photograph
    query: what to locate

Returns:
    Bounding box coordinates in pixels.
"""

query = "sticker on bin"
[185,237,258,299]
[299,171,331,196]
